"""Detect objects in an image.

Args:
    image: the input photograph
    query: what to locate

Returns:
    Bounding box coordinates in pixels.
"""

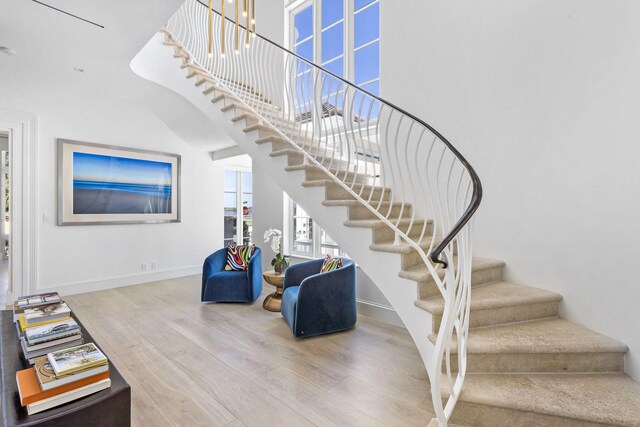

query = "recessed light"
[73,67,85,73]
[0,47,16,56]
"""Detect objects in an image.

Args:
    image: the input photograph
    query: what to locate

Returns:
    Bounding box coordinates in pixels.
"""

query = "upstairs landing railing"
[166,1,482,424]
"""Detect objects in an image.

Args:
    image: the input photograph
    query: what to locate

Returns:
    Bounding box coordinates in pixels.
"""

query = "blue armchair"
[281,258,357,338]
[201,247,262,302]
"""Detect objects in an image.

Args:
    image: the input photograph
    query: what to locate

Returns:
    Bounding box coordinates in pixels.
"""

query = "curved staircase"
[130,1,640,425]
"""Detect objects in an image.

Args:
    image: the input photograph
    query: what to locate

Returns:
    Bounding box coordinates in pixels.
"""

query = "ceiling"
[0,0,236,151]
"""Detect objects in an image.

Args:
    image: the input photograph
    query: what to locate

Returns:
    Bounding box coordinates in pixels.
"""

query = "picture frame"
[57,139,181,225]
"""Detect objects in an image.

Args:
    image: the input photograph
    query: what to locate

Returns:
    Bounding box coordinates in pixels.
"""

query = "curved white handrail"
[165,2,480,424]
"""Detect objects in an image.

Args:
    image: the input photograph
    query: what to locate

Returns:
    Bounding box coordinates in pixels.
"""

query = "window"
[288,0,380,124]
[288,0,380,94]
[291,202,313,255]
[286,194,345,258]
[354,0,380,91]
[224,170,253,246]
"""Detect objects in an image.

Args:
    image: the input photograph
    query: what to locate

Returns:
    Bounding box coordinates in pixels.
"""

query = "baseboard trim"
[357,298,404,328]
[35,265,201,297]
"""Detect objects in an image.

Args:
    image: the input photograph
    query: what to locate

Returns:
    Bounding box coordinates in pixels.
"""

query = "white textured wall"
[251,159,284,266]
[380,0,640,379]
[0,81,225,295]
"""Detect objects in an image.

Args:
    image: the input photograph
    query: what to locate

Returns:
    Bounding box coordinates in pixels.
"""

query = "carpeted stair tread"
[446,373,640,426]
[369,238,438,254]
[416,281,562,316]
[429,317,628,355]
[343,218,428,229]
[302,179,388,191]
[398,257,504,283]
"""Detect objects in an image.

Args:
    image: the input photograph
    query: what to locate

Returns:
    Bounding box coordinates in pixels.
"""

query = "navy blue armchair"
[281,258,357,338]
[201,247,262,302]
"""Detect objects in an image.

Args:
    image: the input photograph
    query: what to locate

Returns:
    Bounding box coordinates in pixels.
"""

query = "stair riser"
[325,184,391,202]
[211,94,234,106]
[418,265,504,299]
[222,104,256,116]
[348,204,413,221]
[202,86,216,95]
[247,126,279,139]
[233,115,260,126]
[372,224,432,243]
[304,168,369,185]
[402,242,456,269]
[195,77,212,87]
[273,150,353,170]
[266,140,291,152]
[283,152,305,167]
[443,352,624,374]
[449,401,606,427]
[173,49,187,59]
[401,250,427,270]
[432,301,561,332]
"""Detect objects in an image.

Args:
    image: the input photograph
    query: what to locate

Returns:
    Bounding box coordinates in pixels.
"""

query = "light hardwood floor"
[64,275,434,427]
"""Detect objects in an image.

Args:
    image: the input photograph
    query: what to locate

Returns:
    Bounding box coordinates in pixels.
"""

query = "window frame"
[223,168,253,246]
[285,193,345,259]
[286,0,380,93]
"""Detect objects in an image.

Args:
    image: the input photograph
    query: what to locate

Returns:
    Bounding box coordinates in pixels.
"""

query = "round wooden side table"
[262,270,285,312]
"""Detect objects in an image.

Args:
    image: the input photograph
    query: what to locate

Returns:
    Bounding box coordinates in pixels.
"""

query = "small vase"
[274,263,284,275]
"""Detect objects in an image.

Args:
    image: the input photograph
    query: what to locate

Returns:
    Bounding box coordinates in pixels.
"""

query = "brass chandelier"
[208,0,255,58]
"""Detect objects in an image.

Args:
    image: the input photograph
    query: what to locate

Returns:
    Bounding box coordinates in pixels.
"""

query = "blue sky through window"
[355,0,376,12]
[294,6,313,44]
[224,169,236,192]
[291,0,379,114]
[354,41,380,85]
[323,57,344,77]
[322,22,344,63]
[354,2,379,47]
[322,0,343,28]
[296,39,313,61]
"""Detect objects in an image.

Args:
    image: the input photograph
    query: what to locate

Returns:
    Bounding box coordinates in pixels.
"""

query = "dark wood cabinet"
[0,310,131,426]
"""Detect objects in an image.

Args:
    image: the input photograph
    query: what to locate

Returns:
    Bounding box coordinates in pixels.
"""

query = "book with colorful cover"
[13,292,62,322]
[34,355,109,391]
[24,302,71,326]
[16,366,110,414]
[18,315,72,333]
[26,378,111,415]
[21,336,85,364]
[15,292,62,309]
[25,319,81,345]
[47,343,108,377]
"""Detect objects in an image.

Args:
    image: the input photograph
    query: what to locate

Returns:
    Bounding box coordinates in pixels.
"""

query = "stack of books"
[13,292,62,322]
[12,292,85,363]
[20,319,83,363]
[16,343,111,415]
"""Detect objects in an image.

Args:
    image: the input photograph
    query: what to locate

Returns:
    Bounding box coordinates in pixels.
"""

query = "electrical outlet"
[141,263,147,271]
[151,263,157,270]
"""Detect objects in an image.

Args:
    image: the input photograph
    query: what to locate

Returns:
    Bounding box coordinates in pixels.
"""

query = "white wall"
[380,0,640,379]
[251,159,284,265]
[0,80,225,296]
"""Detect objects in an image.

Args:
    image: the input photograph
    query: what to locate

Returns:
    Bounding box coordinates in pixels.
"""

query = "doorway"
[0,132,9,307]
[0,110,37,302]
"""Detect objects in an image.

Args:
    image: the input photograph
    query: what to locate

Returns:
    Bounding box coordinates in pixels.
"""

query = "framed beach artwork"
[57,139,181,225]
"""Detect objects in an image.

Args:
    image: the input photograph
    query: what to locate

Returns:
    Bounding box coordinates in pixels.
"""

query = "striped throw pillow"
[224,244,256,271]
[320,254,343,273]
